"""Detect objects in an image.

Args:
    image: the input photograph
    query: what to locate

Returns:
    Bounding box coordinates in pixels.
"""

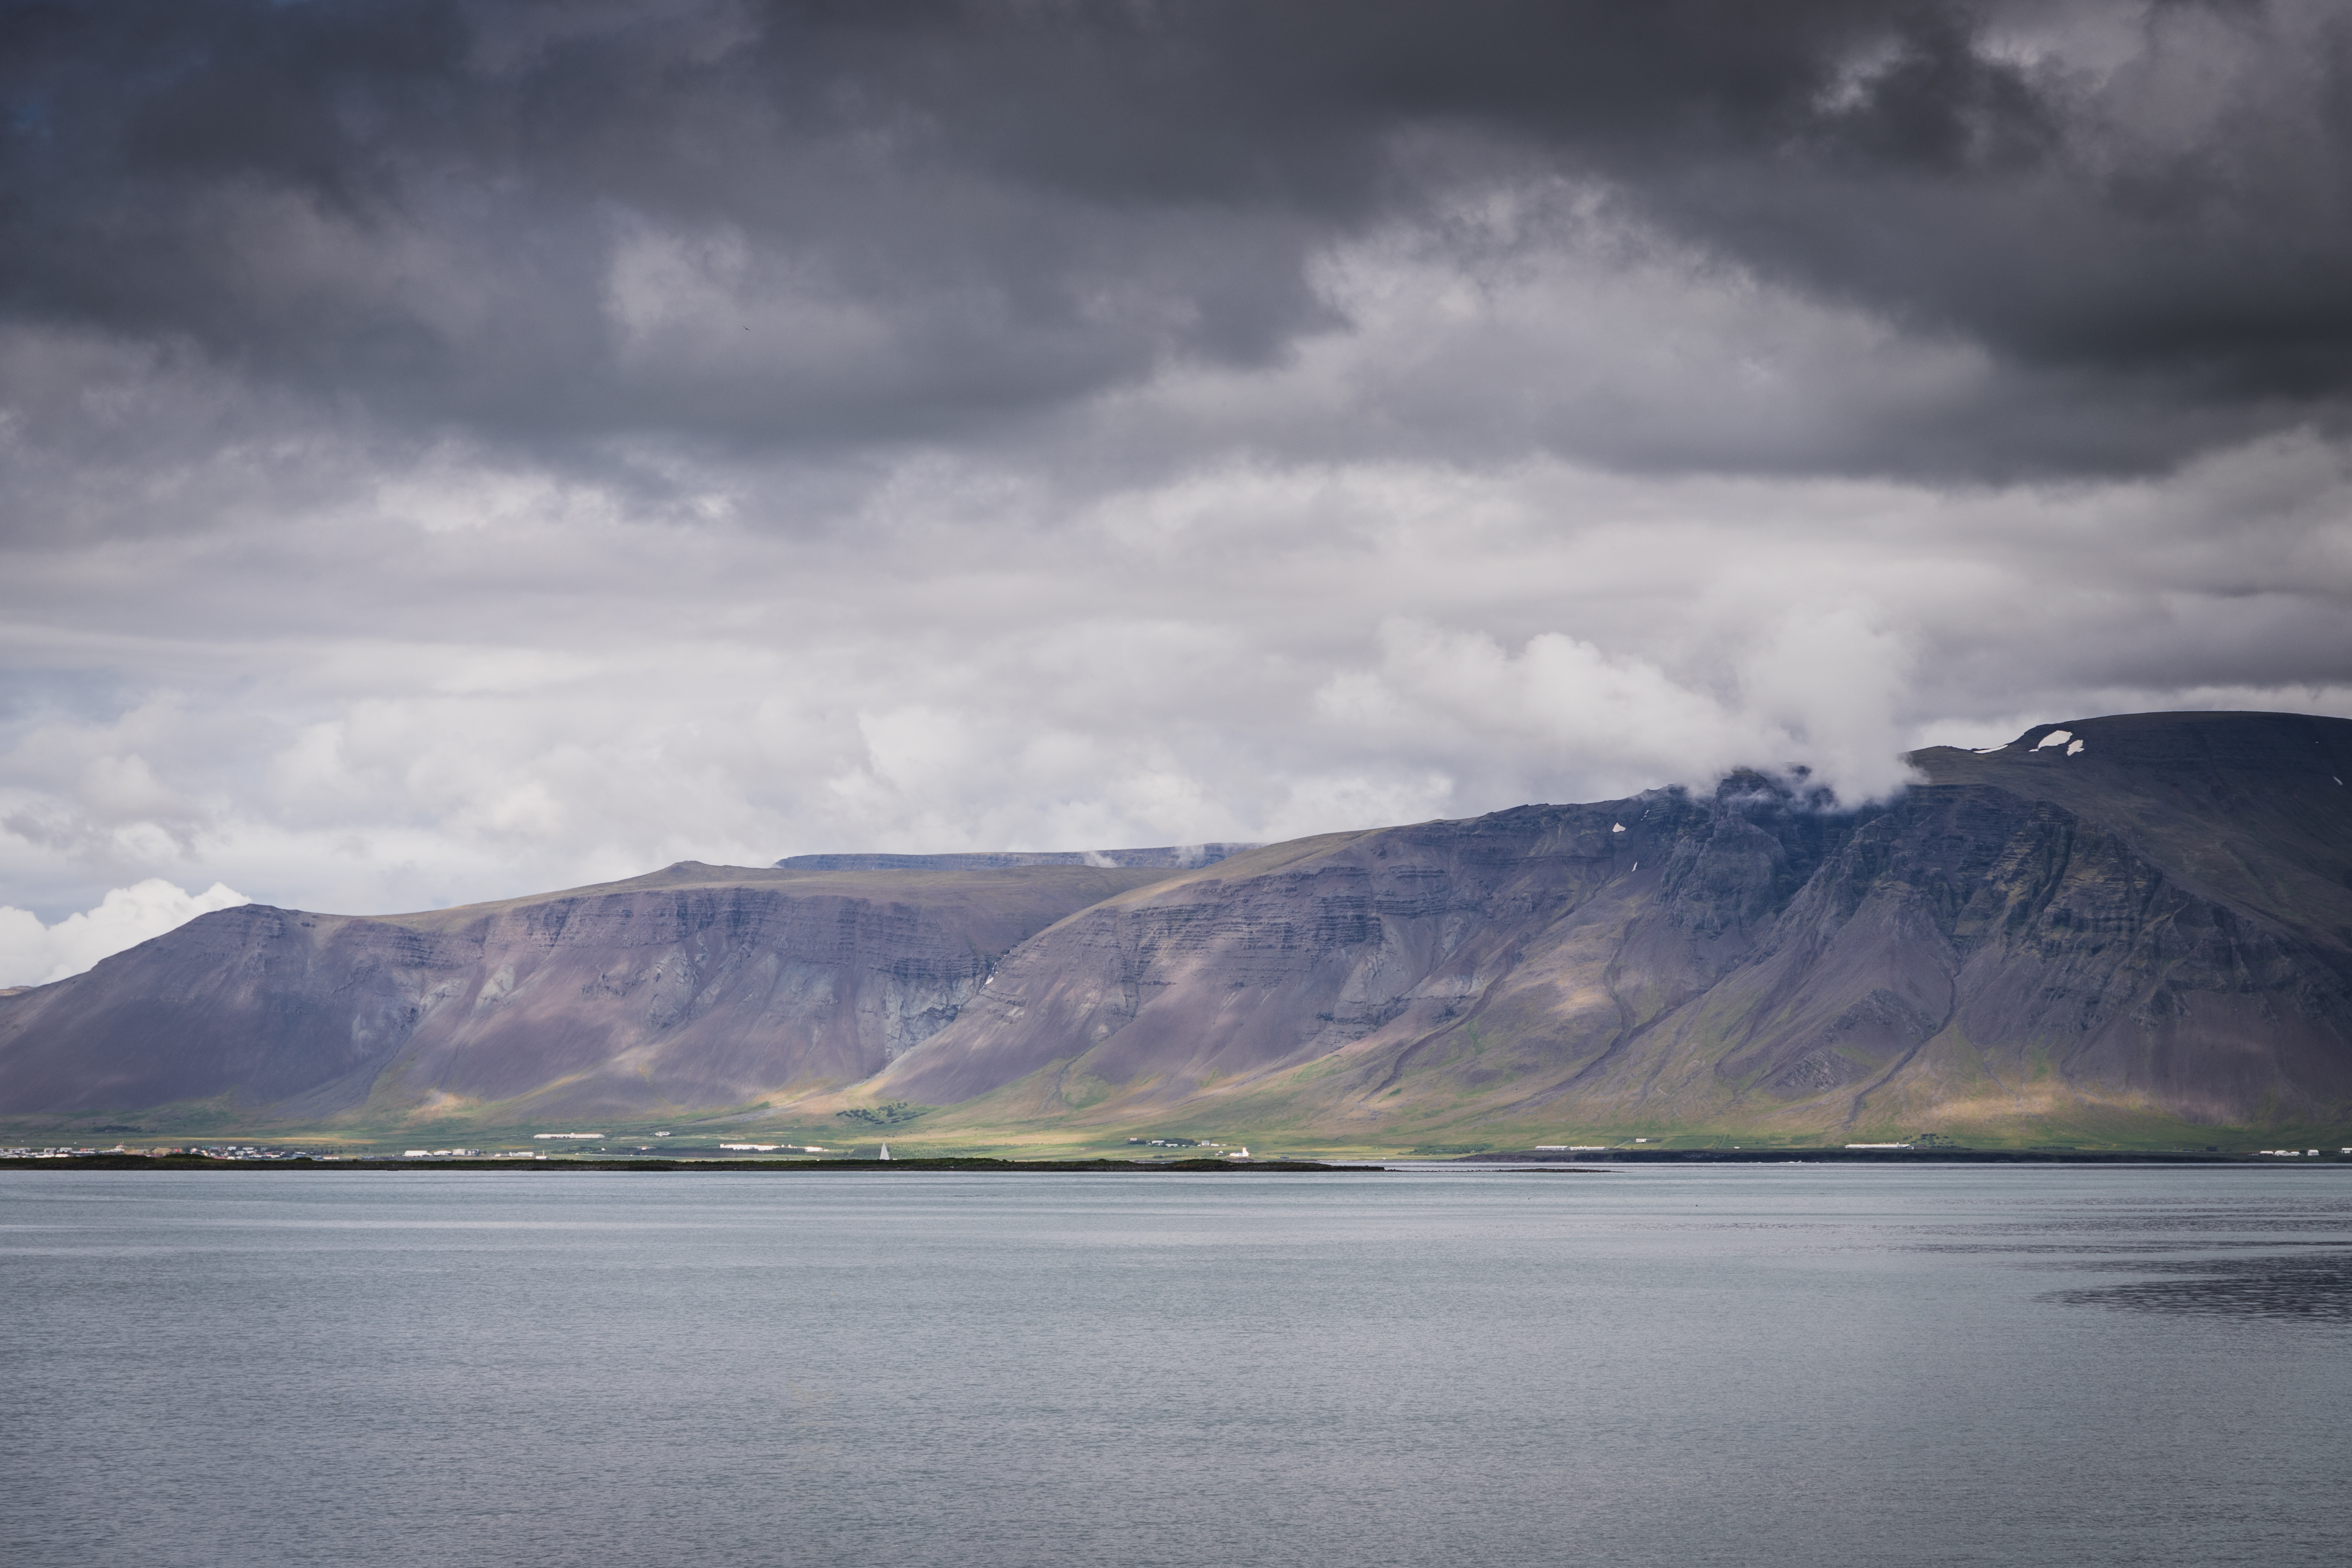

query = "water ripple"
[2042,1253,2352,1323]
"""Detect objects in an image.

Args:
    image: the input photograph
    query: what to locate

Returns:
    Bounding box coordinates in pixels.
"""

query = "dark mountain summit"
[3,712,2347,1144]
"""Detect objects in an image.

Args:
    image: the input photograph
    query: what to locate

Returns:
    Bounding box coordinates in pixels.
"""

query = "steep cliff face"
[0,905,468,1118]
[0,862,1172,1121]
[875,712,2352,1136]
[871,786,1875,1123]
[1573,746,2352,1133]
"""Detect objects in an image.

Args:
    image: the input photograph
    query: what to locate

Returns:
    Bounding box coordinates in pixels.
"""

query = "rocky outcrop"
[0,862,1172,1121]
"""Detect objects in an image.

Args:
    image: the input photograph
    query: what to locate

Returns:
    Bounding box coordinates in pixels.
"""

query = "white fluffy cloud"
[0,880,250,988]
[4,416,2349,926]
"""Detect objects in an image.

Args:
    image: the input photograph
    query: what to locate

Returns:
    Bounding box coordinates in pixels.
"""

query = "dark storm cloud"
[3,0,2348,475]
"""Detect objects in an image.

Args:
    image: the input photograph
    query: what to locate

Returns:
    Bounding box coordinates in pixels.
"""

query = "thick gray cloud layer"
[9,0,2352,470]
[4,1,2351,969]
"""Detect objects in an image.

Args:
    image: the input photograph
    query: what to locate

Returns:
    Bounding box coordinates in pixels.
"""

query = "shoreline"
[0,1154,1380,1173]
[8,1150,2346,1170]
[1453,1148,2346,1165]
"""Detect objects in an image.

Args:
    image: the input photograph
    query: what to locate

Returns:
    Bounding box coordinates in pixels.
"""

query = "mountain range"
[4,711,2348,1150]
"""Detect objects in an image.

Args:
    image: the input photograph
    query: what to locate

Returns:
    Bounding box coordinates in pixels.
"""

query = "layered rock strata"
[872,712,2352,1133]
[0,862,1171,1120]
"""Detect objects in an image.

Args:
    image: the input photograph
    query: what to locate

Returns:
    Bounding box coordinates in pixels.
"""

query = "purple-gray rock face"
[3,711,2348,1137]
[870,712,2352,1134]
[0,862,1172,1121]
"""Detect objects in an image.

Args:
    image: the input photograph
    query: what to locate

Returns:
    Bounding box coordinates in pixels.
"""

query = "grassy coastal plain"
[13,1091,2348,1161]
[11,1109,2347,1164]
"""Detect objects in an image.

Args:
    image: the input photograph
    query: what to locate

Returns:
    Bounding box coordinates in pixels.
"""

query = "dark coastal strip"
[1457,1149,2345,1165]
[0,1155,1377,1173]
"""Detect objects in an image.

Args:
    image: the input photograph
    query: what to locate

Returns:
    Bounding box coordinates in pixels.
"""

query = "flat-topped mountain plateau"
[4,711,2348,1151]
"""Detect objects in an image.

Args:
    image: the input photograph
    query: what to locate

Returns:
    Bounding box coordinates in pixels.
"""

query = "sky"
[5,0,2352,981]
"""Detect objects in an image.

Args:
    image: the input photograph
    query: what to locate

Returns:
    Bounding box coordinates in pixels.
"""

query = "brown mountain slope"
[2,711,2346,1141]
[872,712,2352,1139]
[0,862,1174,1122]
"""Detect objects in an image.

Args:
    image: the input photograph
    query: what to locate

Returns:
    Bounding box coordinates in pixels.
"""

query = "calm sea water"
[3,1164,2347,1568]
